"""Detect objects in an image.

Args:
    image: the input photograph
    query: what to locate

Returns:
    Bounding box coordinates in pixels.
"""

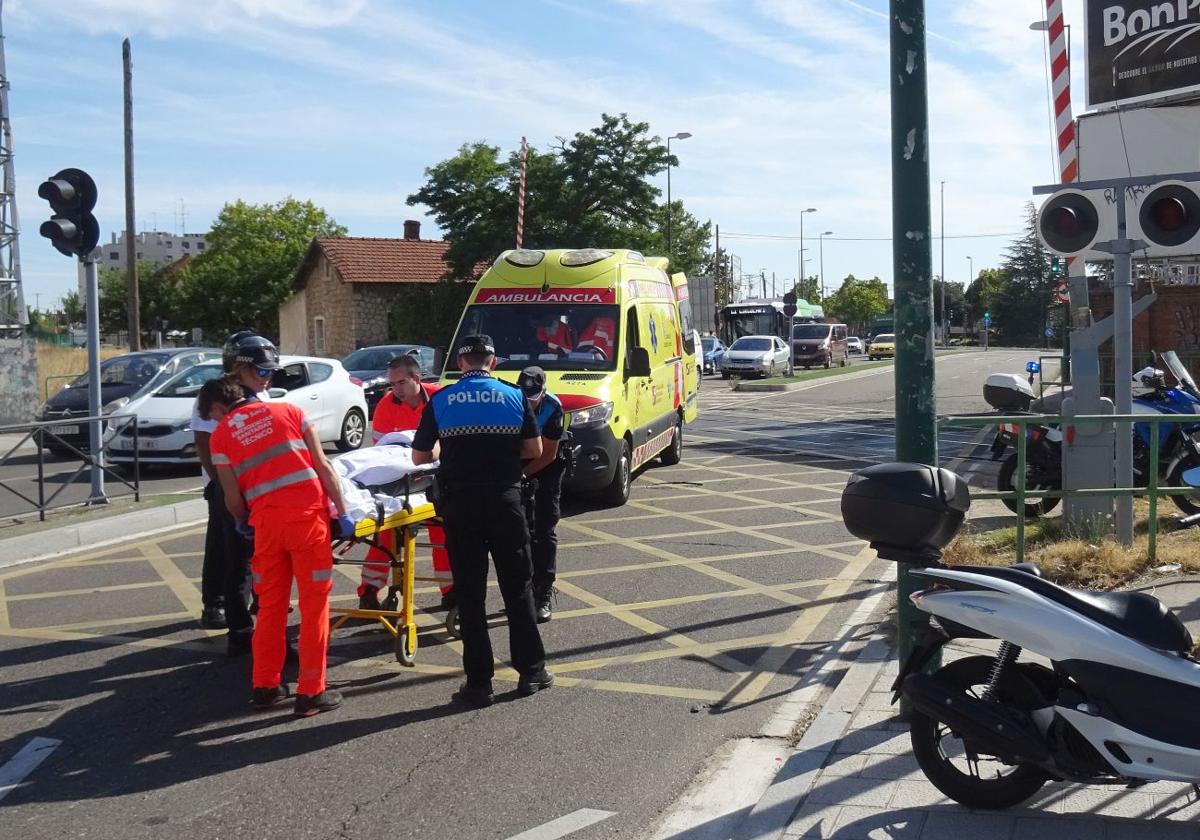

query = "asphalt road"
[0,348,1030,840]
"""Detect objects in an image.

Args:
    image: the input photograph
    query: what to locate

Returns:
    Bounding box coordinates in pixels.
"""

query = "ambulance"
[442,248,700,505]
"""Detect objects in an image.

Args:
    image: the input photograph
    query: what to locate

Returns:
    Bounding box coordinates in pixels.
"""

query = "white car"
[719,335,790,379]
[847,336,865,354]
[108,355,369,465]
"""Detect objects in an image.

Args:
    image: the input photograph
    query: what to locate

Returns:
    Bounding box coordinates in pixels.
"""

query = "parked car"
[719,335,790,379]
[700,336,727,374]
[108,355,369,465]
[38,348,220,455]
[791,322,850,369]
[868,333,896,360]
[342,344,437,416]
[847,336,865,354]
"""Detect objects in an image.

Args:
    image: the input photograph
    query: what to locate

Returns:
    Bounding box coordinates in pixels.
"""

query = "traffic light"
[37,168,99,258]
[1037,188,1102,258]
[1049,256,1062,275]
[1137,180,1200,256]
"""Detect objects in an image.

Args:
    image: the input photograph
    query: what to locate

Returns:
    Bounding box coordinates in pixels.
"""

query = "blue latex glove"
[336,514,357,539]
[234,514,254,540]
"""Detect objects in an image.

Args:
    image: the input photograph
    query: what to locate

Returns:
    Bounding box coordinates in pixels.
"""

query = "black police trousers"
[528,460,563,591]
[204,479,253,635]
[440,486,546,686]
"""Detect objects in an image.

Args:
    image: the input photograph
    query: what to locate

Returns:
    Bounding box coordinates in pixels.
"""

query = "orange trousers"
[358,523,452,597]
[250,511,332,696]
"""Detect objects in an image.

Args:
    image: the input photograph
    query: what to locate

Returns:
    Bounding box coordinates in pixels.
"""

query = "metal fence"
[940,412,1193,563]
[0,413,140,521]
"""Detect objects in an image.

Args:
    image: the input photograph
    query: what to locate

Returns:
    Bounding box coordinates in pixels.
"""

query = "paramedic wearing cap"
[517,366,565,623]
[202,375,355,717]
[412,334,553,707]
[356,354,453,611]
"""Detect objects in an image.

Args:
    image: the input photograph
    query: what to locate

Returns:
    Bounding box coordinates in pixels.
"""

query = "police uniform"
[518,367,566,605]
[413,339,547,697]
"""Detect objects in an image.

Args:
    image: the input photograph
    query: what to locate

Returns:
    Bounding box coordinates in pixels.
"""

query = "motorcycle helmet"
[222,329,259,373]
[232,335,282,371]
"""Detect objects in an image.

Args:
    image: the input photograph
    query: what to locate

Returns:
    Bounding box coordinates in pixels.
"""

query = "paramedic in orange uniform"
[577,315,616,358]
[201,373,356,717]
[356,354,453,610]
[535,314,574,355]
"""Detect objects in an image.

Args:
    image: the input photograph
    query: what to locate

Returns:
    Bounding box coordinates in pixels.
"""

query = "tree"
[61,290,84,326]
[408,113,710,278]
[179,198,345,338]
[824,274,889,333]
[792,276,822,305]
[99,260,185,336]
[933,278,966,329]
[965,268,1008,325]
[994,202,1056,345]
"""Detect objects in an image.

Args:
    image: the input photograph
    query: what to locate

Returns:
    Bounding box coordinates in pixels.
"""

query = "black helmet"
[222,329,259,373]
[231,335,282,371]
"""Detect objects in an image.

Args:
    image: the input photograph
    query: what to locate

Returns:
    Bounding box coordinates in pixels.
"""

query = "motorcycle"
[1131,351,1200,515]
[842,463,1199,810]
[984,361,1062,518]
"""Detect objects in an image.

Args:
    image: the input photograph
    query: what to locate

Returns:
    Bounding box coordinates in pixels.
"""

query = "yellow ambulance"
[442,247,700,505]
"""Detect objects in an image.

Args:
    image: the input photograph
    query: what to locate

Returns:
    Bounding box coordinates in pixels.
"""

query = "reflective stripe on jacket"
[210,401,324,517]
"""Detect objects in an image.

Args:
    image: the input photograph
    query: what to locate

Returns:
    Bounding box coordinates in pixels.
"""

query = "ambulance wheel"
[603,439,632,507]
[336,408,366,452]
[444,605,461,639]
[394,629,416,667]
[660,416,683,466]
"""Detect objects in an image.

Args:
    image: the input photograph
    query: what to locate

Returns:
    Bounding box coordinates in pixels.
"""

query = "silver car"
[719,335,790,379]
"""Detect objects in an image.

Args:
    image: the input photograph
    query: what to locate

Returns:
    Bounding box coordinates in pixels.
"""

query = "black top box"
[840,463,970,564]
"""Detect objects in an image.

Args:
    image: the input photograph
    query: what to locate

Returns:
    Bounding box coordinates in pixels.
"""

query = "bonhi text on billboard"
[1087,0,1200,109]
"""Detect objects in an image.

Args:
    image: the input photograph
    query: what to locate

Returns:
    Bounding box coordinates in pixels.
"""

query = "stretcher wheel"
[395,626,416,667]
[444,605,461,640]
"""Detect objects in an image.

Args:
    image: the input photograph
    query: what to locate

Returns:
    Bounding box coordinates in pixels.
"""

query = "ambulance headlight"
[570,401,614,429]
[504,249,545,267]
[560,248,613,267]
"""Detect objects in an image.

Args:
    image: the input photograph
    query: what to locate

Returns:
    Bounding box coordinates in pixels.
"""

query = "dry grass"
[37,342,125,401]
[945,498,1200,590]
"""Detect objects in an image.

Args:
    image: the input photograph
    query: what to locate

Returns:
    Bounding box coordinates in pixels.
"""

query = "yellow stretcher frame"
[328,499,445,667]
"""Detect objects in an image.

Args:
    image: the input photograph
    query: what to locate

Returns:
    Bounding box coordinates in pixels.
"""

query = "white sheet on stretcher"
[329,430,438,521]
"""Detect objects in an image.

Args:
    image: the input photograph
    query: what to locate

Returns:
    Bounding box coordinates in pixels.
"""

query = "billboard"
[1086,0,1200,109]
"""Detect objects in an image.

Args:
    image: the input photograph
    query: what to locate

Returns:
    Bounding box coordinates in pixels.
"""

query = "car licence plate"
[142,439,158,450]
[47,425,79,436]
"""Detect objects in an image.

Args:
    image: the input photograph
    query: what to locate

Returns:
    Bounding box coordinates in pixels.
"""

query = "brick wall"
[297,251,355,357]
[352,286,399,351]
[1088,283,1200,354]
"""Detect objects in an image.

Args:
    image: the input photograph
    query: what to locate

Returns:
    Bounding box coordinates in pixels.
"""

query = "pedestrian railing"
[0,413,140,521]
[940,412,1193,563]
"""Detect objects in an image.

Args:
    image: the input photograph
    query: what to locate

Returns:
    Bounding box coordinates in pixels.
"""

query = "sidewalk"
[739,573,1200,840]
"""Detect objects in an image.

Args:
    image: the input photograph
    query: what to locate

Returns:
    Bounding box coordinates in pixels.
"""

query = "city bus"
[719,298,823,344]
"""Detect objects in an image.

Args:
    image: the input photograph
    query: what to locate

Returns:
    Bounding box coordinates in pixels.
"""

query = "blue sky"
[10,0,1086,310]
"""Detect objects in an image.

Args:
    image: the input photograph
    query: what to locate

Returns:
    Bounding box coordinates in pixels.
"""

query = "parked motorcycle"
[842,463,1198,810]
[984,362,1061,518]
[1131,351,1200,515]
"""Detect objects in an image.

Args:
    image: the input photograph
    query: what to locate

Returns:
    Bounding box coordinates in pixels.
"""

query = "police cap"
[518,365,547,400]
[456,334,496,357]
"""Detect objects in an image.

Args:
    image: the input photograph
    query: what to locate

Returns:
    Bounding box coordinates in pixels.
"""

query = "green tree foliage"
[386,280,475,352]
[824,274,890,333]
[61,291,84,325]
[934,278,966,328]
[180,198,345,338]
[408,113,710,278]
[792,276,822,305]
[965,267,1007,324]
[98,261,186,336]
[994,202,1056,345]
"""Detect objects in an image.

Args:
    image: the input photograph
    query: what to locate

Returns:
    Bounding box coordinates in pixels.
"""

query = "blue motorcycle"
[1131,351,1200,515]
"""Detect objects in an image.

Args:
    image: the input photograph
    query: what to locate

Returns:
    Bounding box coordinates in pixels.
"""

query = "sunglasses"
[255,367,274,378]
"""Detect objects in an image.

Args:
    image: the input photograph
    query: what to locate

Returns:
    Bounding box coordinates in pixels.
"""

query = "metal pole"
[123,38,140,351]
[819,234,825,299]
[666,136,673,265]
[799,212,805,293]
[891,0,937,707]
[939,180,946,346]
[771,271,776,299]
[84,257,106,504]
[1114,191,1134,545]
[760,270,766,299]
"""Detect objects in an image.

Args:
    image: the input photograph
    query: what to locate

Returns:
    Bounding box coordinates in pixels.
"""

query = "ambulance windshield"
[451,304,621,372]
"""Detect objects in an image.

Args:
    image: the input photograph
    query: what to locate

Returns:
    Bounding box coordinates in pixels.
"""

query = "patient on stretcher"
[330,430,438,522]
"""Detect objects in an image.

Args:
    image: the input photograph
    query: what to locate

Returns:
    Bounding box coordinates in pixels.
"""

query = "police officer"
[517,366,566,623]
[412,335,552,707]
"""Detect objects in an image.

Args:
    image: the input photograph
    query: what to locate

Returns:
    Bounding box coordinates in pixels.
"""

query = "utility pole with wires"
[123,38,140,351]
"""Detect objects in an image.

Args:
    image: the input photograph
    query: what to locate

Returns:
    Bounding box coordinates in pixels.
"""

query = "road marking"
[505,808,616,840]
[0,736,61,803]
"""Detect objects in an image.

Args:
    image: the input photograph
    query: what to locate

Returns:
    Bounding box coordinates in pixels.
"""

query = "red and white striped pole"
[1045,0,1076,305]
[516,135,527,249]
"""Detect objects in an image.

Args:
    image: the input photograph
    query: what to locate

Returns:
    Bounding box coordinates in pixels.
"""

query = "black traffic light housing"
[38,168,99,258]
[1037,189,1100,256]
[1138,181,1200,250]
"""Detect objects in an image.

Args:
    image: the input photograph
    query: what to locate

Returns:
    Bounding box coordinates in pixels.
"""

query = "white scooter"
[841,463,1199,810]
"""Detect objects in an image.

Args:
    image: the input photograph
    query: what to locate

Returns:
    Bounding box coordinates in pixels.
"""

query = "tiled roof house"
[279,220,467,358]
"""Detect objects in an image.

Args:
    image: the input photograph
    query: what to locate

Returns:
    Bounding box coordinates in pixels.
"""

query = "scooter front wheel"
[909,656,1049,810]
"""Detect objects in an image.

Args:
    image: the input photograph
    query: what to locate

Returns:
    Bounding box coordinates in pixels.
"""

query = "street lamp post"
[799,206,817,300]
[940,180,946,346]
[818,231,833,299]
[968,255,978,348]
[666,131,692,267]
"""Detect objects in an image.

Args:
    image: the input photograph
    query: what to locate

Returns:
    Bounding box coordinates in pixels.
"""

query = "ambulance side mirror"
[627,347,651,378]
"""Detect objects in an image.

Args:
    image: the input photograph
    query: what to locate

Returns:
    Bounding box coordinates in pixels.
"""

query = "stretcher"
[328,485,458,666]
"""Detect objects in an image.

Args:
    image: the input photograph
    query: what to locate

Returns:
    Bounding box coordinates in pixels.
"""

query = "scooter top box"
[983,373,1034,412]
[841,462,969,563]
